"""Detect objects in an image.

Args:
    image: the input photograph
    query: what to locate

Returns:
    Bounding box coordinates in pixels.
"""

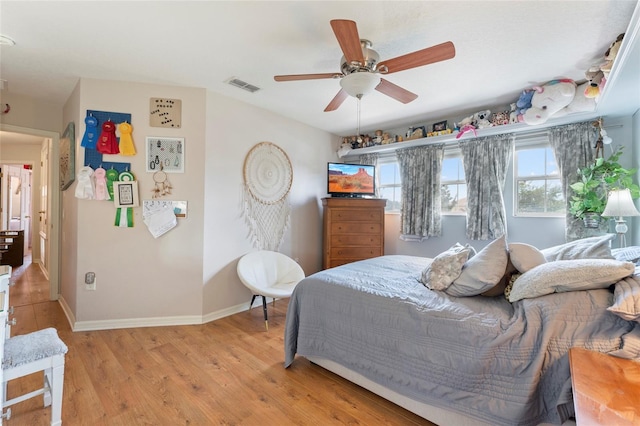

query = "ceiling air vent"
[226,77,261,93]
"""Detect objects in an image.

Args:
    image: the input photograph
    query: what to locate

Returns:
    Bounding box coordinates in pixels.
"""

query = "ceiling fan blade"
[375,79,418,104]
[274,73,341,82]
[324,89,349,112]
[330,19,365,65]
[378,41,455,74]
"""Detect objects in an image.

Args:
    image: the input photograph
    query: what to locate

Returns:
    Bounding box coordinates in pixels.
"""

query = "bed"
[284,236,640,426]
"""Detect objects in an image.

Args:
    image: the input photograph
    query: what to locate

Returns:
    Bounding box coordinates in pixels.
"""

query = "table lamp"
[602,188,640,247]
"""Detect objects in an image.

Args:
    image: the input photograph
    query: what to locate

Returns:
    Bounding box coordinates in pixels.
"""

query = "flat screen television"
[327,162,376,198]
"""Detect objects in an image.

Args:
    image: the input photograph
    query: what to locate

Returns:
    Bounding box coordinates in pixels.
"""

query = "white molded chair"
[2,328,68,425]
[237,250,305,330]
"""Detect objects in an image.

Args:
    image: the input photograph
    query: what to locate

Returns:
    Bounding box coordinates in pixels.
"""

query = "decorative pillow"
[421,244,472,291]
[508,242,546,273]
[611,246,640,264]
[607,277,640,322]
[447,235,508,297]
[508,259,634,302]
[540,234,615,262]
[503,272,521,301]
[482,257,517,297]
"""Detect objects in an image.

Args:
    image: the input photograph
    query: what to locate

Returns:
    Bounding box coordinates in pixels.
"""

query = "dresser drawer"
[331,209,383,222]
[331,222,381,234]
[331,247,382,259]
[333,234,381,246]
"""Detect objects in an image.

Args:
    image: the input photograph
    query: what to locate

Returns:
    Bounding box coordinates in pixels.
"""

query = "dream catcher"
[242,142,293,251]
[152,165,173,199]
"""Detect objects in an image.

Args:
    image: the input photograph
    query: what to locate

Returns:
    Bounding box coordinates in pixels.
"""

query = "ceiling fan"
[274,19,456,112]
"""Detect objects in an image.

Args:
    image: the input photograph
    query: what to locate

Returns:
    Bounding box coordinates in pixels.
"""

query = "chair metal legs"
[249,295,269,331]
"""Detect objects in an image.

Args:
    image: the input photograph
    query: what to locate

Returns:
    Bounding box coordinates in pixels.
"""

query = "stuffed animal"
[555,82,596,117]
[474,110,492,129]
[490,110,510,126]
[522,80,576,125]
[455,114,475,131]
[600,33,624,78]
[509,103,518,124]
[584,66,604,99]
[515,89,535,117]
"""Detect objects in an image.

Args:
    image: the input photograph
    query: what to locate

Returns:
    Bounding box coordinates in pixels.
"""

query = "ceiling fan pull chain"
[356,97,362,143]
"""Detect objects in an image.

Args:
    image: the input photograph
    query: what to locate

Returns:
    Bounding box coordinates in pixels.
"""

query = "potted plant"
[569,146,640,227]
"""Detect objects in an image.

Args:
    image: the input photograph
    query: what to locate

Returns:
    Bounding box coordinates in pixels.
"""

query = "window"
[514,145,564,216]
[441,154,467,214]
[378,160,401,212]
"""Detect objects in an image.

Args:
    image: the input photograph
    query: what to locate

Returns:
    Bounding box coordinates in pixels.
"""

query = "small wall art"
[113,180,139,208]
[60,121,75,190]
[146,137,184,173]
[149,98,182,128]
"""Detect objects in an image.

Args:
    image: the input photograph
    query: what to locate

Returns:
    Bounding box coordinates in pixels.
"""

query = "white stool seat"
[2,328,68,426]
[3,328,67,368]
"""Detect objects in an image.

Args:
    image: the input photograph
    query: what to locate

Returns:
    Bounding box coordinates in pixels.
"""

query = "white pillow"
[421,244,472,291]
[508,242,546,273]
[447,235,508,297]
[540,234,615,262]
[508,259,634,302]
[607,277,640,322]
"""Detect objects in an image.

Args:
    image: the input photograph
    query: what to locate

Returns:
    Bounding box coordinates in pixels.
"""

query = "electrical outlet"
[85,272,96,291]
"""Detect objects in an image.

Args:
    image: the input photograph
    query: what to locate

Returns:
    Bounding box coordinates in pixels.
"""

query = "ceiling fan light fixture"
[340,72,381,98]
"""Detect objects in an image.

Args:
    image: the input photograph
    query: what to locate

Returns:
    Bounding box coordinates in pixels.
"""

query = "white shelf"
[342,111,600,159]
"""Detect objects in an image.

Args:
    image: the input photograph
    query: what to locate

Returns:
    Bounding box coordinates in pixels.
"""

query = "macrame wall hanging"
[242,142,293,251]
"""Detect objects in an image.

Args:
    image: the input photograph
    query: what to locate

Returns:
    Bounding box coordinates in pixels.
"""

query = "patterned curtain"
[548,121,602,241]
[459,134,514,240]
[396,144,445,241]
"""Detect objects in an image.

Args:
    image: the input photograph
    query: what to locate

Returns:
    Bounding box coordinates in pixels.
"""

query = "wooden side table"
[569,347,640,425]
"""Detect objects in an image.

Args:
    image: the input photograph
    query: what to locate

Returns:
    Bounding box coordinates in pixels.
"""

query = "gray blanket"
[284,255,640,426]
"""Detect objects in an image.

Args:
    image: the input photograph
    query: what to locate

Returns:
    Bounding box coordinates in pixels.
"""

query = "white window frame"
[440,148,466,216]
[513,136,565,217]
[377,156,402,213]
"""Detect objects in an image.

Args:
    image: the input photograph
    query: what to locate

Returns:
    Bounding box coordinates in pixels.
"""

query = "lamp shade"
[602,188,640,217]
[340,72,381,98]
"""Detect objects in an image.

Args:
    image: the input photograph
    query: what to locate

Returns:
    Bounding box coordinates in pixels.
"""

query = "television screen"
[327,162,376,197]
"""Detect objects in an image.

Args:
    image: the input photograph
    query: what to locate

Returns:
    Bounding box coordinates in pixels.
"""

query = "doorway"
[0,124,60,301]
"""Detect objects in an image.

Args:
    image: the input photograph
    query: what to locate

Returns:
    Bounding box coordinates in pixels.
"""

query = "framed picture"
[146,137,185,173]
[113,181,139,208]
[433,120,448,132]
[60,122,75,190]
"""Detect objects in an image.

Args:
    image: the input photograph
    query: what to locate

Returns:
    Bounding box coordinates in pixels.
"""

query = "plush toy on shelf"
[584,66,605,99]
[559,81,596,116]
[600,33,624,79]
[474,110,493,129]
[522,79,576,125]
[514,89,535,118]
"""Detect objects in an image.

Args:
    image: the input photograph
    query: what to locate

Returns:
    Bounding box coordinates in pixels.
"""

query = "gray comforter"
[284,255,640,426]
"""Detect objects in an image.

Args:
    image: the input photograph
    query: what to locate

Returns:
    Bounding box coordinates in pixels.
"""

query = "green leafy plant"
[569,146,640,220]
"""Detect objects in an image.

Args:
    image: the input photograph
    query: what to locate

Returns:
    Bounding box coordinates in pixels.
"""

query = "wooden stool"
[2,328,68,425]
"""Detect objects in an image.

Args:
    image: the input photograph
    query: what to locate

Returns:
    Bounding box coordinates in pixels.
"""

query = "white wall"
[202,93,338,316]
[58,78,338,328]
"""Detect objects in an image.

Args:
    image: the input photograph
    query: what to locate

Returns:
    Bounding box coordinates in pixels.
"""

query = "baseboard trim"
[65,300,257,332]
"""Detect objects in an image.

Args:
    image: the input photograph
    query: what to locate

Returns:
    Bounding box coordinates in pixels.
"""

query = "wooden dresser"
[322,197,386,269]
[569,347,640,425]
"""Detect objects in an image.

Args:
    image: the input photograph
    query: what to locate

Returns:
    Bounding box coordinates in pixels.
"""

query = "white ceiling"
[1,1,639,137]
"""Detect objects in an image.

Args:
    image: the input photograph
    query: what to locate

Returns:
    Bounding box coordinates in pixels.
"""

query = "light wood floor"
[5,259,436,425]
